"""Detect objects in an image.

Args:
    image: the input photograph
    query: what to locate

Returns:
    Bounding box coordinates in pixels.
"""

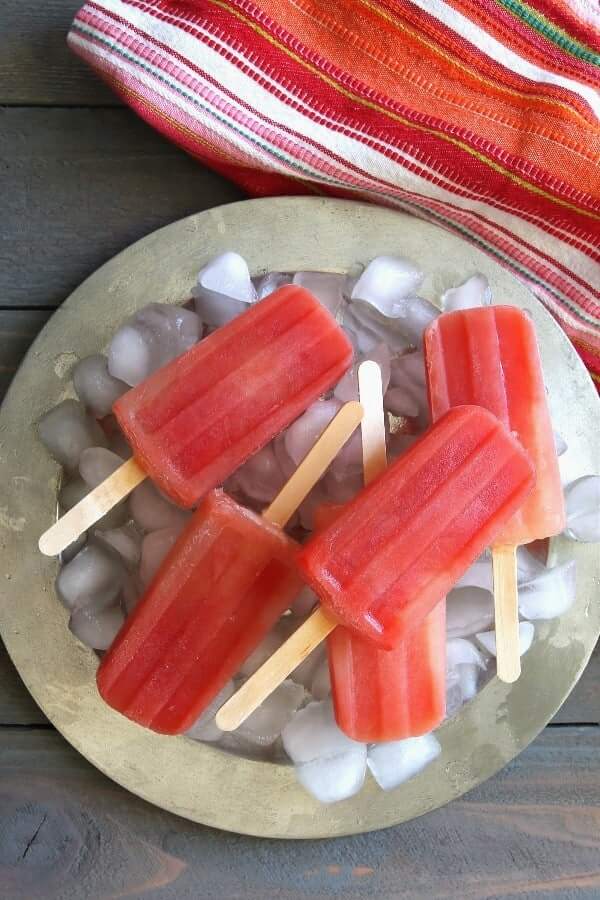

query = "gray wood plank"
[0,643,48,726]
[0,107,244,308]
[0,725,598,899]
[0,1,117,106]
[0,311,51,402]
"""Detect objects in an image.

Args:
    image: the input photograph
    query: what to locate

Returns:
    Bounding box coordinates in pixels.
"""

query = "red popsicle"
[97,491,302,734]
[115,285,353,507]
[322,361,445,742]
[425,306,564,543]
[424,305,565,681]
[39,285,353,556]
[328,605,446,741]
[298,405,535,650]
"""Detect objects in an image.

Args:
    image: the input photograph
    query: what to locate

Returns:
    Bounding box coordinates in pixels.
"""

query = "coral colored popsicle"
[39,286,353,556]
[329,607,446,741]
[216,402,534,733]
[96,401,363,735]
[425,306,565,682]
[327,361,446,742]
[299,405,534,649]
[97,491,302,734]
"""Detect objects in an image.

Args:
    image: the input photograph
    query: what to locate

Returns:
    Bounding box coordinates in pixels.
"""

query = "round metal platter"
[0,197,598,839]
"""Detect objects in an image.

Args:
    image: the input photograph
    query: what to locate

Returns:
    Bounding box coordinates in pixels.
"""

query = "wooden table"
[1,4,599,897]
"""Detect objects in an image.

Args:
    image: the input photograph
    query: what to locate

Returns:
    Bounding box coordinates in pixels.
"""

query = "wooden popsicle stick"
[217,366,385,733]
[358,360,387,486]
[263,401,364,529]
[39,457,146,557]
[492,544,521,684]
[216,607,338,732]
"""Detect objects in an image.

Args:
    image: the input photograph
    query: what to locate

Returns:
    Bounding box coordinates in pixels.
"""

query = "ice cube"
[94,524,142,570]
[107,325,152,387]
[72,354,128,417]
[79,447,124,489]
[310,657,331,700]
[60,533,87,565]
[293,272,345,315]
[197,252,255,302]
[388,296,439,346]
[290,586,318,617]
[518,560,576,620]
[343,302,411,355]
[517,546,547,583]
[69,604,124,651]
[38,399,107,471]
[457,663,479,700]
[454,557,494,592]
[367,734,441,791]
[447,638,486,670]
[284,399,341,466]
[282,700,367,803]
[554,431,568,457]
[272,433,297,482]
[129,480,190,532]
[476,622,534,657]
[136,303,200,361]
[253,271,292,299]
[445,669,464,718]
[193,252,256,327]
[108,304,200,385]
[56,542,125,613]
[236,680,306,747]
[322,468,363,505]
[139,525,185,587]
[121,574,143,616]
[290,643,327,691]
[185,681,236,742]
[387,352,429,423]
[564,475,600,542]
[193,288,253,329]
[351,256,424,314]
[447,587,495,638]
[441,273,492,312]
[231,444,287,505]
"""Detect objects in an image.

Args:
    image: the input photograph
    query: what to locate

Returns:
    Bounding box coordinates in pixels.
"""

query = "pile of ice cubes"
[38,252,600,804]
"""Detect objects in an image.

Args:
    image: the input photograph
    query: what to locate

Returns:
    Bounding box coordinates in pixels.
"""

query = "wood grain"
[0,1,117,106]
[0,311,51,401]
[0,644,48,726]
[0,107,244,308]
[0,725,598,899]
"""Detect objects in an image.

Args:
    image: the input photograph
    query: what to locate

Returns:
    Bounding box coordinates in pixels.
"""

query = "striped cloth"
[68,0,600,386]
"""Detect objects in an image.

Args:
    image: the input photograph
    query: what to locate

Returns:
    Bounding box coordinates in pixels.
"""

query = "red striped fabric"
[68,0,600,387]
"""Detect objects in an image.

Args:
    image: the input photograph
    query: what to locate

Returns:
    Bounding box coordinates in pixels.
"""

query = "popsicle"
[328,361,446,742]
[424,305,565,682]
[216,401,534,732]
[96,401,363,735]
[39,285,353,556]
